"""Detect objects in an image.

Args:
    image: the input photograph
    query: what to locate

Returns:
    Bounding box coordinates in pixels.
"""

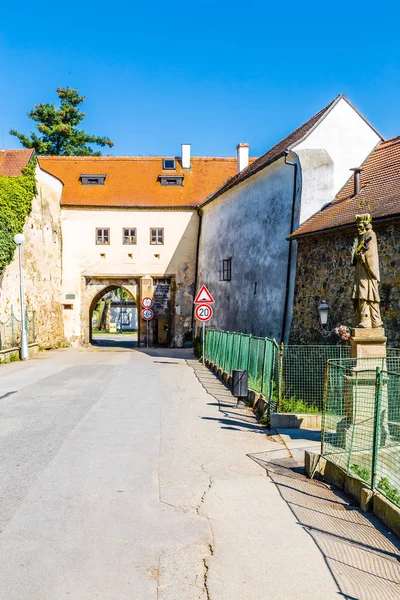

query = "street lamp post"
[14,234,29,360]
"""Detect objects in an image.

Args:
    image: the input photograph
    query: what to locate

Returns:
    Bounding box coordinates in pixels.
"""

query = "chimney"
[350,167,362,196]
[181,144,191,169]
[236,143,249,173]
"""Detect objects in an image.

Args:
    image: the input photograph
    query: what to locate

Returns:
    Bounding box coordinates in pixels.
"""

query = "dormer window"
[81,174,106,185]
[163,159,176,170]
[159,175,184,186]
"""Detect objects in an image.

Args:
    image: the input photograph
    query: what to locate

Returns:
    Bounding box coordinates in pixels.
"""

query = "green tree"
[10,87,114,156]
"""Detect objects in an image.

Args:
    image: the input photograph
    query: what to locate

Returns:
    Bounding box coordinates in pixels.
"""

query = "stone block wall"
[290,223,400,346]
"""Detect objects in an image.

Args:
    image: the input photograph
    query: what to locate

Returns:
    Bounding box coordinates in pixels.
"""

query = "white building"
[197,95,382,342]
[39,146,239,346]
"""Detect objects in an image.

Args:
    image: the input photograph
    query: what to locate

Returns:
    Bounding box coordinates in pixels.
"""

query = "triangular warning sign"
[194,285,215,304]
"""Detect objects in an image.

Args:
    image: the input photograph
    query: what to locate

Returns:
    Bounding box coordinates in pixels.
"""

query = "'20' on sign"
[195,303,213,322]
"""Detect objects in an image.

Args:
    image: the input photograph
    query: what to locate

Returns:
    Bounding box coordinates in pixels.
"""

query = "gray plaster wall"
[197,158,298,341]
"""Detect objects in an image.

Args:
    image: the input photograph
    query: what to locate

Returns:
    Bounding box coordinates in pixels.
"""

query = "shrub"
[0,159,37,274]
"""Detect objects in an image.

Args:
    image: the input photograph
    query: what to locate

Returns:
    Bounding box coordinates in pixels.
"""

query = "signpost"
[194,285,214,364]
[141,299,154,348]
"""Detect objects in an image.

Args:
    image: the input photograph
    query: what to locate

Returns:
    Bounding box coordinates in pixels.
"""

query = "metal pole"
[371,366,383,490]
[146,320,149,348]
[120,290,123,333]
[202,322,205,365]
[18,244,29,360]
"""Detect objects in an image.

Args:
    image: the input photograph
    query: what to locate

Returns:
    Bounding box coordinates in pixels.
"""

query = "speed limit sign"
[142,297,154,309]
[195,303,213,322]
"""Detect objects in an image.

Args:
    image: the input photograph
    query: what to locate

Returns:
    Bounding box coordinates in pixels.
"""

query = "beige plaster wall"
[0,166,64,348]
[61,207,199,346]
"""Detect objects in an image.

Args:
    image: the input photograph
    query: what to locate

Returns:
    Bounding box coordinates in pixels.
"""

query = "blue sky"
[1,0,399,157]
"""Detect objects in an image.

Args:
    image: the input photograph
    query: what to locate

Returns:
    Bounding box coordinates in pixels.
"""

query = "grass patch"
[279,395,321,414]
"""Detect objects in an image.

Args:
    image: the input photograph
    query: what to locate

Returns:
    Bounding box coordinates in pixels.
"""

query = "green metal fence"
[279,345,350,413]
[205,329,356,413]
[205,330,279,400]
[322,357,400,508]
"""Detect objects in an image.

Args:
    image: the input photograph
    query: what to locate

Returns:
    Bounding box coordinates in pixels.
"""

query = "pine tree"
[10,87,114,156]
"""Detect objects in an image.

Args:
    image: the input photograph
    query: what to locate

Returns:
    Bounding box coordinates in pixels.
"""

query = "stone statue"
[351,214,383,328]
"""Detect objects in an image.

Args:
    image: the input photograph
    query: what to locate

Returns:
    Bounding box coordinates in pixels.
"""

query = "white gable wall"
[293,97,382,223]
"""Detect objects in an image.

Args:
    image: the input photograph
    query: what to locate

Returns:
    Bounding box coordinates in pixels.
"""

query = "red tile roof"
[291,136,400,238]
[38,156,244,208]
[200,95,341,206]
[0,149,34,176]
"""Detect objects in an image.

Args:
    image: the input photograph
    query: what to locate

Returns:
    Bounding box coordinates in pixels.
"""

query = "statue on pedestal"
[351,214,383,328]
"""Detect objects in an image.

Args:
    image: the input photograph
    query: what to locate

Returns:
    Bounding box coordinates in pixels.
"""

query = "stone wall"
[290,223,400,346]
[0,166,64,349]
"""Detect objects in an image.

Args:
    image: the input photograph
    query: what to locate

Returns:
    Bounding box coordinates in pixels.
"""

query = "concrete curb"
[0,343,39,363]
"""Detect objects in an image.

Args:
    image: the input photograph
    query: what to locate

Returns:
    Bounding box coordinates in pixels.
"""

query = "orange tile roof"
[38,156,243,208]
[0,149,34,176]
[200,95,341,206]
[291,136,400,238]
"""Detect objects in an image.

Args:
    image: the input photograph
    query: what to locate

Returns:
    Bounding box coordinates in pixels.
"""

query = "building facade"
[290,136,400,346]
[197,95,382,342]
[39,147,238,346]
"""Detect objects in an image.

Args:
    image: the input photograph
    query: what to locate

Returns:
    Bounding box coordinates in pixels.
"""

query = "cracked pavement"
[1,345,394,599]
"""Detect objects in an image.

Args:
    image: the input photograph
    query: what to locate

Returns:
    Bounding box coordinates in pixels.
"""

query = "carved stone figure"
[351,214,383,328]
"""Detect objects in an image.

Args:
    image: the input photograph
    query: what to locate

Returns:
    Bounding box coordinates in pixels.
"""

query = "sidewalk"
[188,360,400,600]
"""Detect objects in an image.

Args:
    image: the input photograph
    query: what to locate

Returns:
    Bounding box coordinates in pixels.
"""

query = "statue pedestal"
[337,327,390,453]
[350,327,386,360]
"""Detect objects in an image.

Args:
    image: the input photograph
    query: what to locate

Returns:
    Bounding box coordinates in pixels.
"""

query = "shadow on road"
[91,333,137,350]
[249,452,400,600]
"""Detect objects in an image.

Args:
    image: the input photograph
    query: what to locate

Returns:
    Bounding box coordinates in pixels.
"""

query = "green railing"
[205,330,279,401]
[205,330,356,413]
[322,357,400,508]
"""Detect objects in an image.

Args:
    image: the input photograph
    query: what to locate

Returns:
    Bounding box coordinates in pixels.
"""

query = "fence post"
[371,366,383,491]
[247,334,253,372]
[277,342,284,413]
[321,361,330,455]
[261,339,268,397]
[238,333,242,370]
[11,306,15,347]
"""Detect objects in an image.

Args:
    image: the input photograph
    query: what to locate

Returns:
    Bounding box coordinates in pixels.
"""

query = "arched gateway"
[82,276,139,345]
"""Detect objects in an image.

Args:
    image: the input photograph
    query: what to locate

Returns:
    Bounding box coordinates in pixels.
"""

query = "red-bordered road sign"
[194,285,215,304]
[141,308,154,320]
[142,297,154,309]
[195,303,213,322]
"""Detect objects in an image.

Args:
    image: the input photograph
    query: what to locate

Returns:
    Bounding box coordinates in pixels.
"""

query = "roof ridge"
[379,136,400,147]
[38,155,238,161]
[200,94,343,207]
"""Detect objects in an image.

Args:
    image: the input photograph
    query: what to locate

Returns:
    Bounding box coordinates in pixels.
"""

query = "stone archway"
[82,276,139,345]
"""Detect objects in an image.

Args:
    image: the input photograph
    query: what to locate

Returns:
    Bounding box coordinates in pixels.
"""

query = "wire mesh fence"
[0,309,36,351]
[322,357,400,508]
[205,329,358,413]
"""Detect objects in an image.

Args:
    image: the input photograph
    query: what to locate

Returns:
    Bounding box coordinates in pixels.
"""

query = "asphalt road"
[0,346,343,599]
